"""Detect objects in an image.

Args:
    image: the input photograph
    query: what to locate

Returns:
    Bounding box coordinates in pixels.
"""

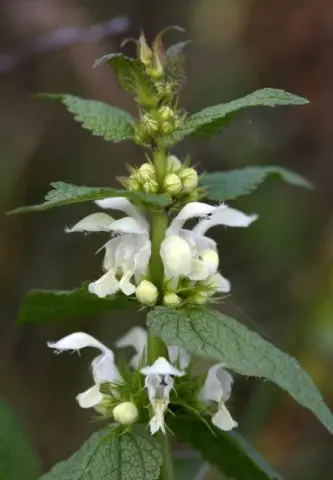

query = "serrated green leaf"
[201,165,313,201]
[164,41,191,90]
[0,400,40,479]
[176,88,309,139]
[95,53,157,105]
[40,426,162,480]
[170,414,282,480]
[39,94,135,142]
[17,285,135,325]
[147,307,333,434]
[8,182,171,214]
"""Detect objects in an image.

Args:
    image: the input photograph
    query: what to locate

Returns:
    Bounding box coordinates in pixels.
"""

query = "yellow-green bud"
[134,126,149,146]
[138,32,152,66]
[160,121,173,134]
[186,190,199,202]
[151,47,164,78]
[147,66,164,80]
[142,178,159,194]
[142,113,159,134]
[191,291,209,305]
[113,402,139,425]
[167,155,182,172]
[163,293,182,307]
[180,168,198,192]
[138,163,156,182]
[136,280,158,306]
[158,106,174,121]
[163,173,182,195]
[126,176,141,192]
[160,83,174,98]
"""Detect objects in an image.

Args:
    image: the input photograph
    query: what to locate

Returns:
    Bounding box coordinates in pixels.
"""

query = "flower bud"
[138,163,156,182]
[134,126,149,146]
[126,176,141,192]
[160,121,173,134]
[138,32,152,66]
[167,155,182,172]
[186,190,199,202]
[151,48,164,79]
[142,113,159,134]
[163,173,182,195]
[191,291,209,305]
[160,83,174,98]
[113,402,139,425]
[136,280,158,306]
[163,293,182,308]
[158,106,174,121]
[142,178,159,194]
[179,168,198,191]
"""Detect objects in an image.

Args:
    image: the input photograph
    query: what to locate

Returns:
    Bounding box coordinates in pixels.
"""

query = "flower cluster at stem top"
[48,327,237,435]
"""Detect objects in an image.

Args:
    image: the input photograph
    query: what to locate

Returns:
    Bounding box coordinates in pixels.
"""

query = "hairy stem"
[157,432,175,480]
[147,147,174,480]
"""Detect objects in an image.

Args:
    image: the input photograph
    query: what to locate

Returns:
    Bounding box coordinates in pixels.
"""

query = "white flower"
[116,326,148,368]
[116,326,190,370]
[47,332,123,409]
[66,198,151,298]
[160,202,257,288]
[201,363,238,431]
[141,357,185,434]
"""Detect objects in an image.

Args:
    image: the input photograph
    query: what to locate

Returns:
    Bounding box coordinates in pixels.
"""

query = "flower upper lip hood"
[47,332,123,409]
[66,197,151,298]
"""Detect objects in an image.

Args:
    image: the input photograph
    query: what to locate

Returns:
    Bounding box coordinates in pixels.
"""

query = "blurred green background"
[1,0,333,478]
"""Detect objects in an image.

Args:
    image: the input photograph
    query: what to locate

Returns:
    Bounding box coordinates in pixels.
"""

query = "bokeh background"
[1,0,333,478]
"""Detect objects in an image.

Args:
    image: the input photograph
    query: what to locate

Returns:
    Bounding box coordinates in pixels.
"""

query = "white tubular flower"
[141,357,185,434]
[160,235,193,278]
[66,197,151,298]
[160,202,257,286]
[47,332,123,409]
[167,345,191,370]
[201,363,238,431]
[116,326,148,369]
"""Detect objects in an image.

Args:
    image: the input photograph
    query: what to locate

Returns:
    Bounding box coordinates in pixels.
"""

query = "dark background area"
[1,0,333,478]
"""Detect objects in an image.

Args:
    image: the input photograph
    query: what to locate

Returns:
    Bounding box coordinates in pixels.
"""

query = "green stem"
[149,210,168,289]
[147,210,168,363]
[153,148,167,190]
[157,432,175,480]
[147,148,174,480]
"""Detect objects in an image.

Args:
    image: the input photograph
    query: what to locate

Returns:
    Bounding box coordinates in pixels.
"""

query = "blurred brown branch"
[0,16,130,73]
